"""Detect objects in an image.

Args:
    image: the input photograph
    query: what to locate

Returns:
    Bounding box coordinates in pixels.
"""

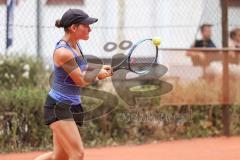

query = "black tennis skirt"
[44,95,84,126]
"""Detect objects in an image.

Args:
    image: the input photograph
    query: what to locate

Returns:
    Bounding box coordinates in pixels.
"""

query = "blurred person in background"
[186,24,219,79]
[228,28,240,62]
[227,28,240,76]
[193,24,216,48]
[229,28,240,48]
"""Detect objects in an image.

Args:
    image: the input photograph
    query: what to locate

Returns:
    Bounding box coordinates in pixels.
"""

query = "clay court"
[1,136,240,160]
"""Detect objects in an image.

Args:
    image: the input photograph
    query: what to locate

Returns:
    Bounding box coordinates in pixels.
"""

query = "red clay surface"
[1,136,240,160]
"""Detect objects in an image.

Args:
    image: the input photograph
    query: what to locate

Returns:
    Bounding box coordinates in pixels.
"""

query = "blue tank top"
[49,40,87,105]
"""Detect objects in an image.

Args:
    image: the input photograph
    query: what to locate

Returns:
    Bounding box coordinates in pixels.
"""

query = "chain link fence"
[0,0,240,105]
[0,0,225,57]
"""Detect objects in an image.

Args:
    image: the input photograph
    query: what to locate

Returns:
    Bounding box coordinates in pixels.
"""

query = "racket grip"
[106,68,114,75]
[112,66,117,72]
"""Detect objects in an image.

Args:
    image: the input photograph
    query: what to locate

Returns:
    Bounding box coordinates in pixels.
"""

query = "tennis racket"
[111,38,160,74]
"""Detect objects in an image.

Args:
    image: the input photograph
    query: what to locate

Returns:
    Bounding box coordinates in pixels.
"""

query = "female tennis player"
[34,9,112,160]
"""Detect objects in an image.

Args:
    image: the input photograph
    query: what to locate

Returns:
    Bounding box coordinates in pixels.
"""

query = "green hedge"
[1,87,240,152]
[0,54,50,89]
[1,55,240,152]
[0,87,50,152]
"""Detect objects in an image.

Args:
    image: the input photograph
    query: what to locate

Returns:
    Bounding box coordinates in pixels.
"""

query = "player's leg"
[33,127,68,160]
[51,130,69,160]
[50,120,85,160]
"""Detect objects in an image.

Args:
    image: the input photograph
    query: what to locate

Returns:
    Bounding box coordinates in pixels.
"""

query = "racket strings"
[129,40,157,73]
[132,57,155,70]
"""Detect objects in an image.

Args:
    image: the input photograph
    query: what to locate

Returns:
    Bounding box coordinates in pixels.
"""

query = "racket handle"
[112,66,118,72]
[106,68,114,75]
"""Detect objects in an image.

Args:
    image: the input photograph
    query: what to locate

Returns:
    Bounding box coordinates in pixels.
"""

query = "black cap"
[60,9,98,28]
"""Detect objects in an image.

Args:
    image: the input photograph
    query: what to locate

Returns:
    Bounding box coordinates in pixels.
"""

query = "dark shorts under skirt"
[44,95,84,126]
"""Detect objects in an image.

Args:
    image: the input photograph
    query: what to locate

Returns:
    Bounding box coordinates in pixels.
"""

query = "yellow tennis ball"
[152,38,161,46]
